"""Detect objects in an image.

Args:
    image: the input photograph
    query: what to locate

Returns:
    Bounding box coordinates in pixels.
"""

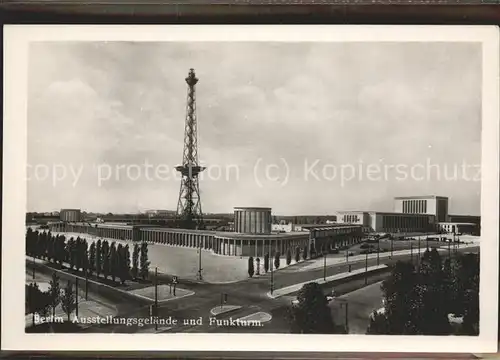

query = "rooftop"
[234,207,272,211]
[393,195,448,200]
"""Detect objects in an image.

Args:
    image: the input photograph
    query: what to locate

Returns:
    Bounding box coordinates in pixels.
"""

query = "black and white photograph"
[2,25,499,353]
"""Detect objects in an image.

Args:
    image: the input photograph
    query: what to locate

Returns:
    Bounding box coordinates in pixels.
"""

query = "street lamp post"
[340,301,349,333]
[85,266,89,301]
[197,233,203,281]
[323,251,327,282]
[270,259,274,295]
[390,238,393,259]
[410,243,413,264]
[377,239,380,266]
[364,251,368,285]
[75,277,79,318]
[154,267,158,331]
[417,237,421,272]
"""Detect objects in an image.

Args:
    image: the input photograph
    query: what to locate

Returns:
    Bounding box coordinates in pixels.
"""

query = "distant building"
[394,195,449,222]
[272,220,296,233]
[438,222,478,235]
[336,210,435,233]
[60,209,81,222]
[145,210,176,217]
[51,207,363,257]
[234,207,272,235]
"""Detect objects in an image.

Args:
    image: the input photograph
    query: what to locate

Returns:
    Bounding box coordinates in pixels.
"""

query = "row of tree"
[367,249,479,335]
[26,228,151,284]
[247,246,310,277]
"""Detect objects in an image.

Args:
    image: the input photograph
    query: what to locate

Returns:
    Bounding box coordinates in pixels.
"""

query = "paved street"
[330,281,384,334]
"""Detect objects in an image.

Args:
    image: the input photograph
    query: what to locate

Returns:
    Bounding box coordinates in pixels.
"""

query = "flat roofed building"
[234,207,272,235]
[394,195,449,222]
[48,221,363,258]
[60,209,81,223]
[438,222,479,235]
[337,210,435,233]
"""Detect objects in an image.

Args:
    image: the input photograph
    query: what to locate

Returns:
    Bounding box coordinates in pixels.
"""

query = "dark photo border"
[1,1,499,359]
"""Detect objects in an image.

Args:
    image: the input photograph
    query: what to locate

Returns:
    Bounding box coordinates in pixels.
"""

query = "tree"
[26,228,34,256]
[117,244,131,284]
[303,245,308,260]
[248,256,254,278]
[67,238,75,269]
[26,282,51,318]
[264,253,270,273]
[48,272,61,318]
[88,242,96,275]
[286,249,292,266]
[95,240,102,276]
[139,241,150,280]
[131,243,140,279]
[288,282,336,333]
[102,240,110,279]
[447,253,479,334]
[81,240,89,274]
[295,246,300,263]
[55,235,66,266]
[367,259,452,335]
[61,280,76,322]
[109,242,118,282]
[123,244,131,283]
[274,252,280,269]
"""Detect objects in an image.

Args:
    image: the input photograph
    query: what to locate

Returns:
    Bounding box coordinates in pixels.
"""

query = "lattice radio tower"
[175,69,206,230]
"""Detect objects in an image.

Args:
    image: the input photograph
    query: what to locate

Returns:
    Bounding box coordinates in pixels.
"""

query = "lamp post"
[323,250,327,282]
[154,267,158,331]
[376,238,380,266]
[270,258,274,295]
[340,300,349,333]
[390,237,393,259]
[364,251,368,285]
[75,277,79,318]
[417,237,421,272]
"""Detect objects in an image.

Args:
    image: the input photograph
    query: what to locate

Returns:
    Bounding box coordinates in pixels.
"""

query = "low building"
[336,210,435,233]
[447,214,481,235]
[49,221,363,258]
[438,222,479,235]
[272,221,296,233]
[60,209,81,223]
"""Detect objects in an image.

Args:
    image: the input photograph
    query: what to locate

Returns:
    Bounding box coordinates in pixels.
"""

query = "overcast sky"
[27,41,482,215]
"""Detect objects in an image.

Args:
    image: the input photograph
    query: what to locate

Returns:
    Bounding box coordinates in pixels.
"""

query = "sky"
[27,41,482,215]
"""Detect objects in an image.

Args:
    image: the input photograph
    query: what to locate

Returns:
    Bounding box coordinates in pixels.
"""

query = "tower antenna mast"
[175,68,206,230]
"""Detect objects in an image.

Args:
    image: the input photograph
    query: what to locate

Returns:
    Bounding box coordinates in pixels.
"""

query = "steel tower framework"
[175,69,206,230]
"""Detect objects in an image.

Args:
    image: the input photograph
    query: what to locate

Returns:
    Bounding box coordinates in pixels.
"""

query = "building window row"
[402,199,427,214]
[382,215,429,231]
[343,215,359,223]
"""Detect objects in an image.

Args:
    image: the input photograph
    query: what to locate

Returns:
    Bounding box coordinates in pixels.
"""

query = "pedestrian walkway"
[267,264,388,299]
